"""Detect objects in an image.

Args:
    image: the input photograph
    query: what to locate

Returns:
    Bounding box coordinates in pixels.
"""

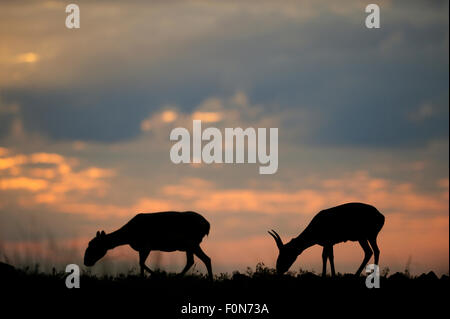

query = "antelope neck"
[104,229,128,250]
[288,232,315,253]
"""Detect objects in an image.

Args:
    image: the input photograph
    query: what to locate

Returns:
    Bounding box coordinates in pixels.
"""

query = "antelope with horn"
[269,202,385,276]
[84,211,213,279]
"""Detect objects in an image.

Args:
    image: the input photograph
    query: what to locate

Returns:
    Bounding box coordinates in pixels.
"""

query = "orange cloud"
[0,152,68,170]
[1,148,447,275]
[0,177,48,191]
[29,153,65,165]
[156,173,448,218]
[15,52,39,64]
[82,167,115,179]
[0,147,9,156]
[161,110,177,123]
[29,168,57,179]
[0,155,27,170]
[0,150,116,211]
[191,111,222,122]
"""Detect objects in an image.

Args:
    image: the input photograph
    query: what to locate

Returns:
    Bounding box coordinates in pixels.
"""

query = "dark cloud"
[0,114,14,137]
[0,0,447,147]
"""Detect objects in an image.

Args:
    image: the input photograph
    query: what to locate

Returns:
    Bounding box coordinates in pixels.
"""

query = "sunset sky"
[0,0,448,276]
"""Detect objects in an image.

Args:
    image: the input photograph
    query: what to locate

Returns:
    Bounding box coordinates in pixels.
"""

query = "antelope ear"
[101,230,106,236]
[96,231,100,237]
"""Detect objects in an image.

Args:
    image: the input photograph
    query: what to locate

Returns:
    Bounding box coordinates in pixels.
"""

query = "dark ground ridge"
[1,261,448,317]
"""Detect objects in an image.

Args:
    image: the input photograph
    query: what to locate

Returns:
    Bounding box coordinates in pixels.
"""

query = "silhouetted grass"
[3,261,447,290]
[2,261,448,317]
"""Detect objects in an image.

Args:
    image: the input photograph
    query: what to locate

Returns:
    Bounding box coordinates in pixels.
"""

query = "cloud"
[0,177,48,192]
[0,150,116,207]
[2,211,447,275]
[0,155,27,170]
[19,168,445,220]
[141,109,178,132]
[0,1,447,146]
[191,112,222,123]
[156,172,448,218]
[0,147,448,274]
[14,52,39,64]
[0,147,9,156]
[0,0,448,275]
[138,92,282,149]
[408,103,436,122]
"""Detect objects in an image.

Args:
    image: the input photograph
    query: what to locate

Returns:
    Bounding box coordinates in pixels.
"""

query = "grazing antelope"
[269,202,385,277]
[84,211,213,279]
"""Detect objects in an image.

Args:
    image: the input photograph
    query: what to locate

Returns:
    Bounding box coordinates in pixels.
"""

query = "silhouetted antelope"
[269,202,384,276]
[84,211,213,279]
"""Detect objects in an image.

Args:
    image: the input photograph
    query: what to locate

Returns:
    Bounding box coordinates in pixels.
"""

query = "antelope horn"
[268,229,284,249]
[271,229,282,240]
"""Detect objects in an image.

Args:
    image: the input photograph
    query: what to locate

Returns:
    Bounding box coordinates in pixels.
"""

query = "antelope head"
[84,231,108,266]
[268,229,298,274]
